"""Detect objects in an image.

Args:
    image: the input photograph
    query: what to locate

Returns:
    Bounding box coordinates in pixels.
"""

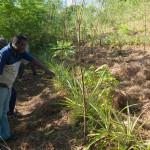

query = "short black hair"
[13,35,27,44]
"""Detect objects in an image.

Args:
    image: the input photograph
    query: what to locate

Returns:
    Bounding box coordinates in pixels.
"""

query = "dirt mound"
[77,45,150,138]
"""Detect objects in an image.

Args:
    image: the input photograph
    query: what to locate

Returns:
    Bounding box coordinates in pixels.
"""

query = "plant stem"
[74,0,87,144]
[81,66,87,144]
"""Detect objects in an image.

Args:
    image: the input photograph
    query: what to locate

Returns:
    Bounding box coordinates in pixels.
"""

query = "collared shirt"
[0,43,34,87]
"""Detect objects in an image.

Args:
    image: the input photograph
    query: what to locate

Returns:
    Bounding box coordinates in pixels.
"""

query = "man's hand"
[32,59,55,78]
[45,69,55,78]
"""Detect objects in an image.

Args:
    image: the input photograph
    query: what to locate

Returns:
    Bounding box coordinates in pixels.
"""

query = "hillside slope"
[0,45,149,150]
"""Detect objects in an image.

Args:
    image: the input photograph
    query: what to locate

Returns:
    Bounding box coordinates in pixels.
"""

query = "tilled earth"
[0,45,149,149]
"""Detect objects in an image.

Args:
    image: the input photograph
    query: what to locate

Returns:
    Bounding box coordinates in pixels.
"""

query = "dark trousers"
[18,62,36,78]
[9,87,17,113]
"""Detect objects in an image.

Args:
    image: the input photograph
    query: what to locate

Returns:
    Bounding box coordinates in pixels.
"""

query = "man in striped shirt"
[0,35,55,141]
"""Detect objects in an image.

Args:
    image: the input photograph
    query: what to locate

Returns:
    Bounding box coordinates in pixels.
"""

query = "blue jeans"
[8,87,17,113]
[0,87,11,140]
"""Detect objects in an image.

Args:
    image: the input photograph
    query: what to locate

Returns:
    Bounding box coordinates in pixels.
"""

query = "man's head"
[0,38,8,49]
[12,35,27,53]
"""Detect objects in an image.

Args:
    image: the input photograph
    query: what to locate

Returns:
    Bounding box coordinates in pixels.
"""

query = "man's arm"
[22,51,55,78]
[32,59,55,78]
[0,51,7,75]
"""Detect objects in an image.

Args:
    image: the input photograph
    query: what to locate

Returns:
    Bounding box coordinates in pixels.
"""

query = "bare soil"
[0,45,149,149]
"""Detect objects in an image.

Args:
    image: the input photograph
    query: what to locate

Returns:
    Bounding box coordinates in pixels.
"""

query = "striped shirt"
[0,43,34,87]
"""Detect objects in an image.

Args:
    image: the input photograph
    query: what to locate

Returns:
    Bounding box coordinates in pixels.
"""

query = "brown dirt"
[0,45,149,150]
[76,44,150,139]
[1,73,80,150]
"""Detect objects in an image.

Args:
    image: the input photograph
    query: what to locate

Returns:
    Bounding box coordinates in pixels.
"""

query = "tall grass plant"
[46,60,148,149]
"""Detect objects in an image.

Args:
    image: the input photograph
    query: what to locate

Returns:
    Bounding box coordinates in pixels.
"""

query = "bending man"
[0,35,55,141]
